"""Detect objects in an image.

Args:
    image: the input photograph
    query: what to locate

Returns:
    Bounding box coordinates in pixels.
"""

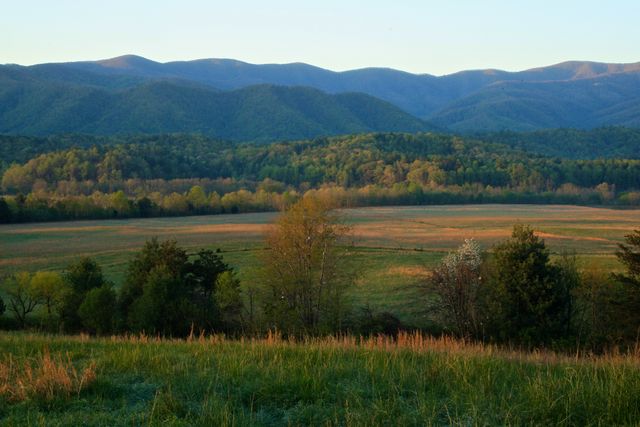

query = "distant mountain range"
[1,55,639,139]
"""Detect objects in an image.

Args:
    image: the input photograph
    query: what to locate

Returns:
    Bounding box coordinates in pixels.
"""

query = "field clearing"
[1,204,638,326]
[1,204,636,272]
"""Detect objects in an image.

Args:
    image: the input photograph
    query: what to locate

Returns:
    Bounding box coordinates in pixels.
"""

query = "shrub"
[356,305,404,337]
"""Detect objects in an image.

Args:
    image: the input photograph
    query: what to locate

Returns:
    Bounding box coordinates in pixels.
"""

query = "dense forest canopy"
[3,130,640,192]
[2,127,639,176]
[1,128,640,222]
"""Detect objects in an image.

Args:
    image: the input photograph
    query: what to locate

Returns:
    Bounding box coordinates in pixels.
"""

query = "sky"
[2,0,639,75]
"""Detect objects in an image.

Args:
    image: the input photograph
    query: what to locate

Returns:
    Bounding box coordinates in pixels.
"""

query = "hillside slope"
[431,73,640,131]
[0,69,429,141]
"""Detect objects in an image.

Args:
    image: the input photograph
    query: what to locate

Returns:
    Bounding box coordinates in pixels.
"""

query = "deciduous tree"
[260,196,354,334]
[30,271,67,318]
[427,239,484,338]
[2,272,40,328]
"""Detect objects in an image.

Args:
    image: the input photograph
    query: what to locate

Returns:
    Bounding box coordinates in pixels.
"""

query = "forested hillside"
[3,56,640,134]
[433,73,640,131]
[0,68,429,141]
[2,131,640,222]
[472,127,640,159]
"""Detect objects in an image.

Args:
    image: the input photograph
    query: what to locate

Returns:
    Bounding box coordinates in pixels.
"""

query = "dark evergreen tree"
[120,239,232,335]
[615,230,640,286]
[612,230,640,340]
[484,225,575,346]
[118,238,188,325]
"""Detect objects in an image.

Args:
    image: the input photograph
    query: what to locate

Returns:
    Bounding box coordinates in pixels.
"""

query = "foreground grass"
[1,332,639,426]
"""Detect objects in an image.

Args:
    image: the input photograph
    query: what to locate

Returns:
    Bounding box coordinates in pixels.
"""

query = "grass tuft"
[0,349,96,403]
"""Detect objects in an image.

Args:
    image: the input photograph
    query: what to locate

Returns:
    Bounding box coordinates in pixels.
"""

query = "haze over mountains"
[1,55,639,140]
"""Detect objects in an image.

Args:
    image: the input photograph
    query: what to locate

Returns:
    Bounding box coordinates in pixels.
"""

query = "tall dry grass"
[0,349,96,403]
[57,329,640,367]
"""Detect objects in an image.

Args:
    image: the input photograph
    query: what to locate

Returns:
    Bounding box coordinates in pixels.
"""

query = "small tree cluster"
[119,238,243,336]
[0,240,241,337]
[427,225,577,347]
[59,257,114,334]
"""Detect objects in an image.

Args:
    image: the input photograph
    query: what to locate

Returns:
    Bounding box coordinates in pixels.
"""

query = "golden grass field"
[1,204,638,326]
[2,204,637,271]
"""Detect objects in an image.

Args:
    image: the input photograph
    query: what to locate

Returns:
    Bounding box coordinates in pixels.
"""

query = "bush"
[356,305,404,337]
[426,239,483,338]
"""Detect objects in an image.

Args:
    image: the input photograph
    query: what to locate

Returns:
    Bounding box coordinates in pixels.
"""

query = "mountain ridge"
[0,71,430,141]
[1,55,640,135]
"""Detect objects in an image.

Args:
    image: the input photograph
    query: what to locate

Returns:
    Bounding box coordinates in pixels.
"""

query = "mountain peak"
[96,55,159,69]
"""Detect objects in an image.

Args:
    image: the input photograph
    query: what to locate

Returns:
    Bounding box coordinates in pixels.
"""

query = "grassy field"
[2,205,640,425]
[1,332,640,426]
[1,204,638,327]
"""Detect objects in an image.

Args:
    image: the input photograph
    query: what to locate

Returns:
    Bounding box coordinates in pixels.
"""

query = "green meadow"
[1,332,640,426]
[1,204,636,327]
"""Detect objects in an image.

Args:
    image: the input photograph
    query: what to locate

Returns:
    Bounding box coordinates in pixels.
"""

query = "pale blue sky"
[2,0,638,75]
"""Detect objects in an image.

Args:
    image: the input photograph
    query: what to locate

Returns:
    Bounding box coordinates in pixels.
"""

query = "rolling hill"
[0,68,429,141]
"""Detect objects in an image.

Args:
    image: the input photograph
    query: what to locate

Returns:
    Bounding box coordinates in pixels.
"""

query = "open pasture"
[1,204,636,274]
[1,204,637,325]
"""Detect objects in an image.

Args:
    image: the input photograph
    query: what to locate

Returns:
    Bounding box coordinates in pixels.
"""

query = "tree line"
[4,133,640,192]
[1,182,632,224]
[3,132,640,222]
[1,197,640,351]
